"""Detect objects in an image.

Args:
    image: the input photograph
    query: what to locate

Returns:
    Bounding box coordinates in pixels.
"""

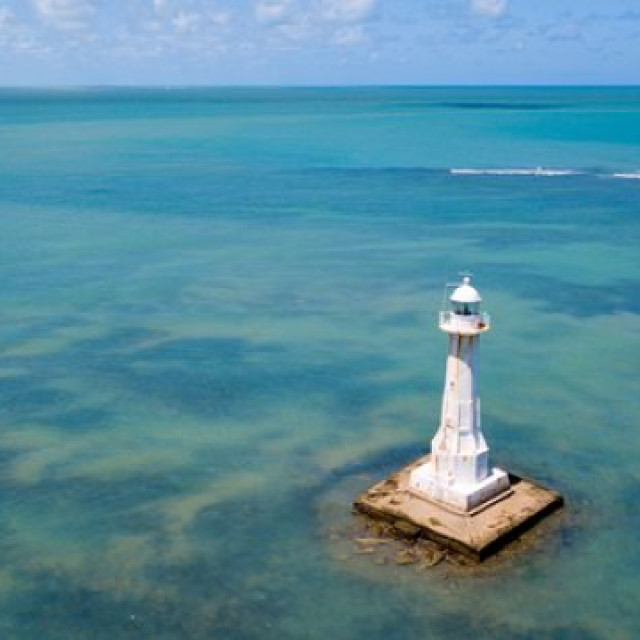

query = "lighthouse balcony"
[439,311,491,335]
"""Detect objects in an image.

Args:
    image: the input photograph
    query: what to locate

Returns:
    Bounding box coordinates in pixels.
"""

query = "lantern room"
[450,276,482,316]
[439,275,490,335]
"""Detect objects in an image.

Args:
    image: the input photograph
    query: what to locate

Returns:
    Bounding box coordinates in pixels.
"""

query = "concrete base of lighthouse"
[354,454,563,561]
[409,462,511,512]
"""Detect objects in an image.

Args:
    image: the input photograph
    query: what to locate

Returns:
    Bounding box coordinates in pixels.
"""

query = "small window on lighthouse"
[449,276,482,317]
[454,301,479,316]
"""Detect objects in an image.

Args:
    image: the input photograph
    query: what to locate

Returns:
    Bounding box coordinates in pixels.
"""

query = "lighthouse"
[354,274,563,560]
[409,276,510,512]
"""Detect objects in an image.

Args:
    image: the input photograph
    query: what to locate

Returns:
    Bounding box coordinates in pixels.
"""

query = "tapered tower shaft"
[409,276,509,512]
[433,332,488,484]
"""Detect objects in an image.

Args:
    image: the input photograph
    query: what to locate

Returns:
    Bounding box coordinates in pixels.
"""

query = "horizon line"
[0,82,639,90]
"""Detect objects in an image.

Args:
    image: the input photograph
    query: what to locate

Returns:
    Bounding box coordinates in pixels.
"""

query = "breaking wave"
[449,167,580,177]
[612,172,640,180]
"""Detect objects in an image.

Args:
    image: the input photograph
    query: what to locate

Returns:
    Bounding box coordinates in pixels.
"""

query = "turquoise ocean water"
[0,86,639,638]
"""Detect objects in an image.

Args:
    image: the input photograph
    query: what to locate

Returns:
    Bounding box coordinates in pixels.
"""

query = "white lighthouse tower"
[410,275,510,512]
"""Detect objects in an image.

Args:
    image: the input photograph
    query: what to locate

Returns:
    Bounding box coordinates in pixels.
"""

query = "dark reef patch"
[481,264,640,317]
[437,101,562,111]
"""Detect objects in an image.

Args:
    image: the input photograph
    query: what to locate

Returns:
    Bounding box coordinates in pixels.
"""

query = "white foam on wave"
[450,167,579,177]
[612,172,640,180]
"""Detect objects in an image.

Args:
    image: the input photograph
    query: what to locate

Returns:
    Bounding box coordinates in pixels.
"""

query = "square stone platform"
[354,454,563,561]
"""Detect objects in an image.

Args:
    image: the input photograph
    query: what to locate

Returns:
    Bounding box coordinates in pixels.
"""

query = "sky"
[0,0,638,85]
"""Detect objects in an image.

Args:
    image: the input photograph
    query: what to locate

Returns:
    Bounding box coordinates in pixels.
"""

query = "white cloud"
[269,20,312,44]
[208,10,230,27]
[173,10,200,33]
[33,0,93,30]
[471,0,508,19]
[255,0,294,25]
[0,5,53,54]
[0,6,19,45]
[333,25,366,45]
[543,21,584,43]
[0,6,14,29]
[253,0,377,50]
[320,0,376,24]
[153,0,168,15]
